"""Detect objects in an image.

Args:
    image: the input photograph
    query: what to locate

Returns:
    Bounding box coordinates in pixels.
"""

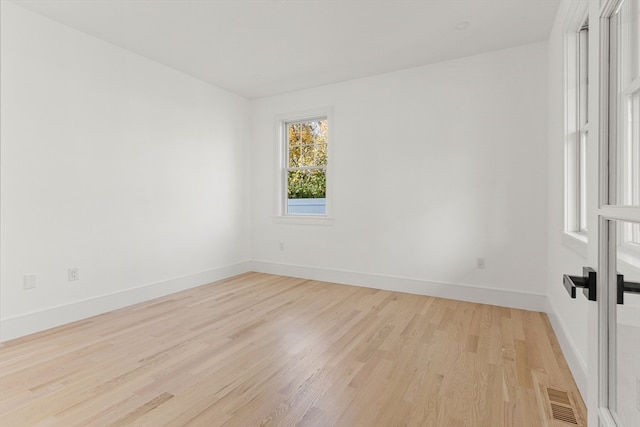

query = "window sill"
[272,216,335,226]
[561,231,588,258]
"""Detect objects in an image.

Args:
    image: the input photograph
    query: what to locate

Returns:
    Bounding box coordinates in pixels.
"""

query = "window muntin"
[283,117,328,216]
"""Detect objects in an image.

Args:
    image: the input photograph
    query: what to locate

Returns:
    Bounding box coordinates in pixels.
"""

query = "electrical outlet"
[476,257,485,269]
[68,268,79,281]
[23,274,37,290]
[279,242,284,251]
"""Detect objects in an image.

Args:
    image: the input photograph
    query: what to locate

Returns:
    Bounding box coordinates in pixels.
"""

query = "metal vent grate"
[547,388,578,425]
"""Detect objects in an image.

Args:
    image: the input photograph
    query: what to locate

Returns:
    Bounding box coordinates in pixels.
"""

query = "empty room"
[1,0,638,426]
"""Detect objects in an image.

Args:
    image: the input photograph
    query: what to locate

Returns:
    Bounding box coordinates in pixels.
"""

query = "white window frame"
[563,6,591,253]
[274,108,334,225]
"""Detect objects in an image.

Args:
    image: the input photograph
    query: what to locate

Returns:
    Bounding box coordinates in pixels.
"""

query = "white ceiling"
[11,0,560,99]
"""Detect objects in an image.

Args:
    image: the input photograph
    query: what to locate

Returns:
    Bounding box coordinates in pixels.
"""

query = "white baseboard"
[0,261,252,343]
[250,260,548,312]
[545,298,588,399]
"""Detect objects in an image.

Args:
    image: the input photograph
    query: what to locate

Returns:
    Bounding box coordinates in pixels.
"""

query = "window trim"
[274,107,334,224]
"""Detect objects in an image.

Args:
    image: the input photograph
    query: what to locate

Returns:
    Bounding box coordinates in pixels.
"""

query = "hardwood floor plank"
[0,272,586,426]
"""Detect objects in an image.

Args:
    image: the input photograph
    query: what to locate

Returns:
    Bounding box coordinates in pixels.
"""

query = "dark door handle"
[563,267,597,301]
[617,274,640,305]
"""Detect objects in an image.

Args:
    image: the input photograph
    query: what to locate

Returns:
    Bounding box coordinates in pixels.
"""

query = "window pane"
[287,119,329,167]
[624,221,640,246]
[632,1,639,81]
[620,90,640,207]
[316,143,328,166]
[315,120,328,143]
[620,0,639,84]
[579,26,589,127]
[289,146,301,168]
[610,219,640,427]
[287,169,326,199]
[579,130,588,231]
[613,0,640,208]
[299,145,315,166]
[300,122,315,144]
[288,123,301,146]
[286,197,326,215]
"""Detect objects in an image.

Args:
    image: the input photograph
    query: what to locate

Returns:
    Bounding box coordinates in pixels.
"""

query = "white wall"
[0,2,252,341]
[544,0,592,399]
[250,43,549,310]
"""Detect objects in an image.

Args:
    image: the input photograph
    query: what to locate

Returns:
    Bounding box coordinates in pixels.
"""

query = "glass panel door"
[598,1,639,425]
[608,219,640,426]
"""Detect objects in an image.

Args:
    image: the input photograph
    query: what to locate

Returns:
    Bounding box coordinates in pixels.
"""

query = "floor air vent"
[547,388,578,425]
[550,403,578,424]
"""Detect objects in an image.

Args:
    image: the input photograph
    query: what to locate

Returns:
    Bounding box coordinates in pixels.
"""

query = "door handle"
[563,267,597,301]
[617,274,640,305]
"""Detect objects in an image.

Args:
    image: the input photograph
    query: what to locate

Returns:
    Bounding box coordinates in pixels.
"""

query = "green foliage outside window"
[288,170,326,199]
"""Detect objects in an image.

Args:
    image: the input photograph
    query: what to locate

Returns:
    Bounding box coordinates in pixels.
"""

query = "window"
[610,0,640,249]
[577,20,589,233]
[279,113,329,217]
[565,15,590,239]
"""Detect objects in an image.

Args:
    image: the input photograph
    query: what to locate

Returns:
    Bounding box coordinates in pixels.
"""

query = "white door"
[592,0,640,426]
[597,217,640,426]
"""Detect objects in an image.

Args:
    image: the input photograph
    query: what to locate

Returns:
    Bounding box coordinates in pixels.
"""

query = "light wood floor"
[0,272,586,427]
